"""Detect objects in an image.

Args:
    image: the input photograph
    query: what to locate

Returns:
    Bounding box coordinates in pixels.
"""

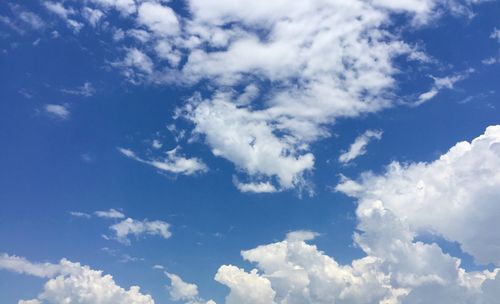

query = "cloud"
[18,300,41,304]
[186,97,313,190]
[69,211,91,219]
[0,254,155,304]
[101,247,144,264]
[415,70,473,106]
[483,27,500,65]
[1,5,45,34]
[18,10,45,30]
[209,126,500,303]
[43,1,83,33]
[82,7,104,27]
[175,0,452,191]
[109,217,172,245]
[152,139,163,149]
[36,0,487,192]
[490,27,500,43]
[336,125,500,266]
[0,253,61,278]
[215,265,276,304]
[234,180,278,194]
[61,82,95,97]
[214,231,396,304]
[482,57,499,65]
[339,130,383,164]
[43,104,70,120]
[119,147,207,176]
[95,208,125,219]
[90,0,137,16]
[5,123,500,303]
[166,272,200,302]
[137,2,179,37]
[123,48,154,74]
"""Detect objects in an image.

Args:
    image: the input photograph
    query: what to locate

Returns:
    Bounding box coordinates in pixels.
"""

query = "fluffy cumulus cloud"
[32,0,485,192]
[166,272,216,304]
[177,0,412,191]
[339,129,383,164]
[4,125,500,303]
[211,126,500,303]
[185,96,314,190]
[137,1,179,36]
[0,254,154,304]
[337,125,500,266]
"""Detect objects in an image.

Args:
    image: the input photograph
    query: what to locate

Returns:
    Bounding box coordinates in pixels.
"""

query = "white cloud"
[483,28,500,65]
[122,48,154,75]
[128,29,151,42]
[339,130,383,164]
[234,180,278,194]
[119,147,207,176]
[18,10,45,30]
[90,0,137,16]
[215,265,276,304]
[18,300,41,304]
[155,40,181,66]
[0,253,61,278]
[61,82,95,97]
[210,126,500,304]
[43,1,73,19]
[176,0,436,191]
[44,104,70,120]
[110,217,172,244]
[166,272,200,301]
[82,7,104,27]
[490,27,500,42]
[137,2,179,37]
[215,227,500,304]
[152,139,163,149]
[35,0,488,192]
[95,208,125,219]
[69,211,91,219]
[186,97,313,190]
[2,254,155,304]
[43,1,83,33]
[482,56,499,65]
[336,125,500,266]
[5,123,500,303]
[415,70,473,106]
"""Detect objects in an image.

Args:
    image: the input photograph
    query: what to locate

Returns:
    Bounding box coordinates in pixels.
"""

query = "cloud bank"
[29,0,485,192]
[4,125,500,303]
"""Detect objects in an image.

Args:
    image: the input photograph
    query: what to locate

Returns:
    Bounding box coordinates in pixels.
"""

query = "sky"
[0,0,500,303]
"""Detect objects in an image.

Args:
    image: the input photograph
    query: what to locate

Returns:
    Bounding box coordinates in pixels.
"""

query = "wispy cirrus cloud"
[61,82,95,97]
[414,69,474,106]
[69,211,91,219]
[95,208,125,219]
[339,130,383,164]
[119,147,207,176]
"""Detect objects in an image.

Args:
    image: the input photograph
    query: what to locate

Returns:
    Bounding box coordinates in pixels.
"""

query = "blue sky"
[1,1,500,303]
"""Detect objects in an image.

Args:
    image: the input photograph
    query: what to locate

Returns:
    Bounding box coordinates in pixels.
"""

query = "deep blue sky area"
[0,1,499,303]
